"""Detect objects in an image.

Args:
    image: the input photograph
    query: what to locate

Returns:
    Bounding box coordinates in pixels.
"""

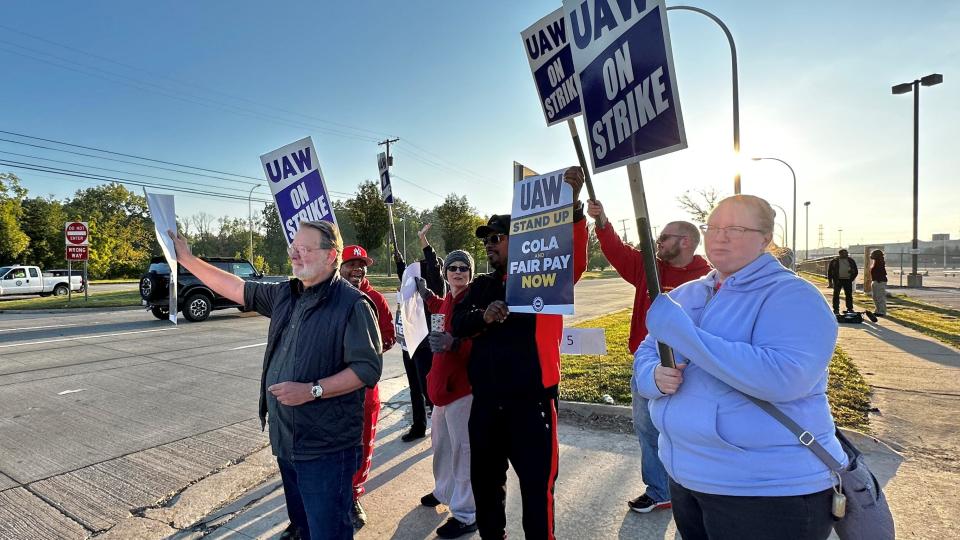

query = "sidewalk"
[819,282,960,538]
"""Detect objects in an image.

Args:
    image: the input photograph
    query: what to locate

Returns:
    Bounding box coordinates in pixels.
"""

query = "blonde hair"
[710,195,776,235]
[300,220,343,267]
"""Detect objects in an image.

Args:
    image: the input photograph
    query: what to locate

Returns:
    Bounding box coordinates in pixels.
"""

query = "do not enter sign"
[65,222,89,246]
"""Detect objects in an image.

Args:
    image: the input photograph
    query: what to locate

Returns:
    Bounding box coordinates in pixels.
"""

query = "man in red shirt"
[340,245,395,530]
[587,200,711,514]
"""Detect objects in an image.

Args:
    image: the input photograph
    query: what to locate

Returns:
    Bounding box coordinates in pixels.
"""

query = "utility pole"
[618,219,630,243]
[817,224,824,255]
[378,138,400,276]
[804,201,810,261]
[838,228,843,249]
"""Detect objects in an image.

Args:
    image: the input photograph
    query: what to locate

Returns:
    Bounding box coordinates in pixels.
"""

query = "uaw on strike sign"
[521,8,582,126]
[506,169,575,315]
[562,0,686,172]
[260,137,337,244]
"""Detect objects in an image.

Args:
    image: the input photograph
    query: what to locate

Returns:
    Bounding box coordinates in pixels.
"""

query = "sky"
[2,0,958,253]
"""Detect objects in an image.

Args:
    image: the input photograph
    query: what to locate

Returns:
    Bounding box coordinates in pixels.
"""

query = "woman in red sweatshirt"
[416,248,478,539]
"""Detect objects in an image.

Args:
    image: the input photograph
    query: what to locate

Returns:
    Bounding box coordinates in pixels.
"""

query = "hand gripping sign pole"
[520,8,596,202]
[563,0,687,367]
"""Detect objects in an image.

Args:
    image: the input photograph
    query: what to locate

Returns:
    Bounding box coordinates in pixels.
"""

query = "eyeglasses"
[287,244,329,257]
[656,234,686,244]
[482,234,507,246]
[446,265,471,273]
[699,225,764,239]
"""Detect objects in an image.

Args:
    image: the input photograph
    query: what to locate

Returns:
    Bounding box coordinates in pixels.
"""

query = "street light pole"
[752,157,797,268]
[771,203,789,251]
[248,184,263,261]
[892,73,943,287]
[667,5,740,194]
[839,228,843,249]
[804,201,811,261]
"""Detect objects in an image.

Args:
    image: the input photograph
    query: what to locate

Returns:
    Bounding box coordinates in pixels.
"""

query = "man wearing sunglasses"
[587,200,710,516]
[452,166,587,540]
[168,221,383,540]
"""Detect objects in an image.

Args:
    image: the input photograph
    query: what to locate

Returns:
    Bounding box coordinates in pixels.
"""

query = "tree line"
[3,173,609,279]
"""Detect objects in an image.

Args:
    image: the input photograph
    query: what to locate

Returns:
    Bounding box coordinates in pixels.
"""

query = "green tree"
[18,196,67,269]
[587,224,609,271]
[434,194,484,256]
[63,183,155,278]
[261,203,291,275]
[0,173,30,262]
[341,180,389,258]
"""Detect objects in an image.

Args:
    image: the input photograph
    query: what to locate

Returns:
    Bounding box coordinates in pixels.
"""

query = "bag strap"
[740,393,845,471]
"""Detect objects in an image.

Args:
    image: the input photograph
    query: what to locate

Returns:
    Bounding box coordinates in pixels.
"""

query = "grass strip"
[560,309,871,431]
[0,290,143,310]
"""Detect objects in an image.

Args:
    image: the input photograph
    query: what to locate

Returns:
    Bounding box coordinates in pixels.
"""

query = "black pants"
[669,478,835,540]
[402,341,433,429]
[832,279,854,313]
[469,398,559,540]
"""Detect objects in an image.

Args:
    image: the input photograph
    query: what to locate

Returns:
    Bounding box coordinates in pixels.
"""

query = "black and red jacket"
[452,209,588,403]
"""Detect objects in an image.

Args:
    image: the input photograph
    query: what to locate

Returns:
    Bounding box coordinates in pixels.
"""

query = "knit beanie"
[444,250,474,275]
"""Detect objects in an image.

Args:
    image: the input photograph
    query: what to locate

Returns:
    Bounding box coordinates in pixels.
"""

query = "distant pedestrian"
[827,249,858,314]
[634,195,846,540]
[870,249,888,316]
[340,245,395,530]
[416,248,478,538]
[587,200,710,514]
[169,221,382,540]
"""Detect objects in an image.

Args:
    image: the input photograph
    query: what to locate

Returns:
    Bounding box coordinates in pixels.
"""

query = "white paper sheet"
[560,328,607,355]
[399,264,428,354]
[144,191,178,325]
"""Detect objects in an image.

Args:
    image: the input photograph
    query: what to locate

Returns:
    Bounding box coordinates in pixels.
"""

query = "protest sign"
[563,0,686,172]
[378,151,394,203]
[506,168,575,315]
[144,191,178,324]
[398,263,428,353]
[260,137,337,244]
[560,328,607,355]
[521,8,582,126]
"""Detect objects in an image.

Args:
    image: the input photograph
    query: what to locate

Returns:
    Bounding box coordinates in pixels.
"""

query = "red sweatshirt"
[358,278,395,353]
[595,222,711,353]
[423,288,473,407]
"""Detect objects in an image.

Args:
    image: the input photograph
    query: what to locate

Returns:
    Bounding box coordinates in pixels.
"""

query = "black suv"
[139,256,285,322]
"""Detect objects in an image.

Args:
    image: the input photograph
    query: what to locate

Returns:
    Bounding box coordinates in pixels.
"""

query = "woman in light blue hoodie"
[633,195,846,540]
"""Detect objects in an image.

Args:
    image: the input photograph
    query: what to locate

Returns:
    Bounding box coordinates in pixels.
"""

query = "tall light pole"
[771,203,789,252]
[838,228,843,249]
[667,5,741,194]
[248,184,264,262]
[804,201,811,261]
[752,157,797,267]
[892,73,943,287]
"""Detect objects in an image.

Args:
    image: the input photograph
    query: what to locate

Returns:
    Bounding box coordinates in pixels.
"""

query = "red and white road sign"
[65,221,89,246]
[66,245,89,261]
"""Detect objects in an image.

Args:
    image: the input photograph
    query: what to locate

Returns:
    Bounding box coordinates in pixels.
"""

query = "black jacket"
[827,257,859,284]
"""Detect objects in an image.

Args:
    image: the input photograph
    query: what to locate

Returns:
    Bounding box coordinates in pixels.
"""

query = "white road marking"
[57,389,85,395]
[0,328,171,349]
[0,323,84,333]
[230,342,267,351]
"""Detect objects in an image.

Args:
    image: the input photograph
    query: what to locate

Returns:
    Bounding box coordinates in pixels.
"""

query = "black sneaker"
[278,522,302,540]
[627,494,671,513]
[436,517,479,538]
[420,492,442,507]
[351,499,367,530]
[401,425,426,442]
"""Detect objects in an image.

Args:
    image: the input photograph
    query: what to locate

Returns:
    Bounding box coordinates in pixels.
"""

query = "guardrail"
[797,256,833,277]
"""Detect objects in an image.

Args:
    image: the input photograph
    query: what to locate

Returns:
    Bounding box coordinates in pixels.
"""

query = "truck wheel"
[183,293,212,322]
[53,284,69,296]
[150,306,170,320]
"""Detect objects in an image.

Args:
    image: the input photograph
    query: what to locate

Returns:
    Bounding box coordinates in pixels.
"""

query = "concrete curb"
[560,399,632,419]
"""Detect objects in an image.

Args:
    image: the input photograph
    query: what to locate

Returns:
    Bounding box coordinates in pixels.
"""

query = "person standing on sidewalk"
[870,249,888,316]
[634,195,845,540]
[393,225,446,442]
[415,249,479,538]
[827,249,858,314]
[587,200,711,514]
[340,245,395,530]
[452,167,587,540]
[168,221,383,540]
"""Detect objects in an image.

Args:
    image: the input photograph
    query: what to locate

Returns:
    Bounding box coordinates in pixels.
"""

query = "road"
[0,278,634,538]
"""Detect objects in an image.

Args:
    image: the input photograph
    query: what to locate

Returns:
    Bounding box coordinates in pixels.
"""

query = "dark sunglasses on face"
[446,265,470,273]
[483,234,507,246]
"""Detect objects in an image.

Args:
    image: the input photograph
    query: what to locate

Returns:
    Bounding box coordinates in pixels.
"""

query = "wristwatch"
[310,380,324,399]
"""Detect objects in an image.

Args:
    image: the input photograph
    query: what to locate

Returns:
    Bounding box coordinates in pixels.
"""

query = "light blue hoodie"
[633,253,847,496]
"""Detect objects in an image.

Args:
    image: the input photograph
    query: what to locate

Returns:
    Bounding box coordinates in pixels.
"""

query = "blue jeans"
[277,446,362,540]
[632,389,670,502]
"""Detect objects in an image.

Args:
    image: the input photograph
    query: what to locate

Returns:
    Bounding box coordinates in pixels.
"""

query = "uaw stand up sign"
[260,137,337,244]
[506,168,575,315]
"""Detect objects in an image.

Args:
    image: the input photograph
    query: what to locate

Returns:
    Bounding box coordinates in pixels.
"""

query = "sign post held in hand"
[563,0,687,367]
[521,8,596,201]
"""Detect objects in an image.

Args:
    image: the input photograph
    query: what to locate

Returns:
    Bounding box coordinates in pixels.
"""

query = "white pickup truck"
[0,265,85,297]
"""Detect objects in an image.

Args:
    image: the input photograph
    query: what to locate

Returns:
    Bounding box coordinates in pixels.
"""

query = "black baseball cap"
[475,214,512,238]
